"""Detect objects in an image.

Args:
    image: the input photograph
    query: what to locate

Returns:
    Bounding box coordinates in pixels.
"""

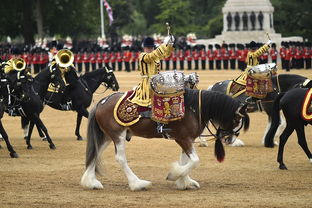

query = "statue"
[242,11,248,31]
[227,12,232,31]
[234,12,240,31]
[258,11,264,30]
[250,11,256,30]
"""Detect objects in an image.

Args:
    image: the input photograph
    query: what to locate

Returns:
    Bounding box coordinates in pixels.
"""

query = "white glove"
[267,40,272,46]
[164,35,175,45]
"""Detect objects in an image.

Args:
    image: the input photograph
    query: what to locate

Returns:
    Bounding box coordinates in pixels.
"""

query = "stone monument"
[197,0,303,47]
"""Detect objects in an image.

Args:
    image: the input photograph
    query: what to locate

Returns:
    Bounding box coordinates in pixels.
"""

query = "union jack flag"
[103,0,114,25]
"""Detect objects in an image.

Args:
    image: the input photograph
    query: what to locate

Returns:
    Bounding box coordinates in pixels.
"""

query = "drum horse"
[205,63,312,146]
[81,71,250,190]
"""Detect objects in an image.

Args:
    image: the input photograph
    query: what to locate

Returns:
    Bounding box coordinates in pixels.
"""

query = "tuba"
[54,49,74,69]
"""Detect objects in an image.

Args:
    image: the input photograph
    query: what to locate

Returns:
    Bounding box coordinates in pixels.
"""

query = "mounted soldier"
[113,24,198,136]
[233,39,273,103]
[48,48,78,110]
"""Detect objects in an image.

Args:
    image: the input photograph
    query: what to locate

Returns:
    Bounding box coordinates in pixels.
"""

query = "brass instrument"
[54,49,74,69]
[4,58,26,73]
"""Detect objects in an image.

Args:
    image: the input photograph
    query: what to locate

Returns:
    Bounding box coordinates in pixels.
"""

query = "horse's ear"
[236,103,248,117]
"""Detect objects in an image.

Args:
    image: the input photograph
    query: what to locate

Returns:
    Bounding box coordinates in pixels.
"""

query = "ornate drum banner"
[151,91,185,123]
[150,71,186,123]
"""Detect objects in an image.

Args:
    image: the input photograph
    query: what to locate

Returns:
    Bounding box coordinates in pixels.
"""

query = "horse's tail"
[264,92,284,148]
[215,139,225,162]
[86,104,105,175]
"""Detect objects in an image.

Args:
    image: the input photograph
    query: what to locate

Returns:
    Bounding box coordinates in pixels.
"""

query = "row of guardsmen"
[1,42,311,74]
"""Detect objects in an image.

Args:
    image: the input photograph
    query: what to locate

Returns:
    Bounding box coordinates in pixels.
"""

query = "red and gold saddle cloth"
[301,89,312,121]
[151,91,185,123]
[226,81,246,98]
[245,75,273,99]
[113,91,149,126]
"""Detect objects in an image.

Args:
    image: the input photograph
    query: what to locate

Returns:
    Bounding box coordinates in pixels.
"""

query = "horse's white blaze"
[167,146,199,182]
[175,152,200,190]
[115,130,151,191]
[80,139,111,189]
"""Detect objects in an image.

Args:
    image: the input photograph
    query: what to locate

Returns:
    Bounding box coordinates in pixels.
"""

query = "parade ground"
[1,69,312,208]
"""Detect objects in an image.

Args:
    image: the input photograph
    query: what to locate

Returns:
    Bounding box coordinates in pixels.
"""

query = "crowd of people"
[0,39,311,74]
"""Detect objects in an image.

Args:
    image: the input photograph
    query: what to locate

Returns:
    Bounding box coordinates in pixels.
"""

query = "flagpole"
[100,0,105,39]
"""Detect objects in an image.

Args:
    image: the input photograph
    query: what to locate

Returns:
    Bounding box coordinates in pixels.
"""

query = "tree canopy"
[0,0,311,44]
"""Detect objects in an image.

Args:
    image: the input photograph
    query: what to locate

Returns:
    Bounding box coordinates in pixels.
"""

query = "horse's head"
[216,103,250,144]
[49,66,66,92]
[101,66,119,91]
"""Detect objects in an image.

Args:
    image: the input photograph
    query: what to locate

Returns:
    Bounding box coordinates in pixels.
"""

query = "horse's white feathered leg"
[81,140,111,189]
[167,145,199,182]
[115,130,151,191]
[197,136,208,147]
[23,123,29,139]
[175,152,200,190]
[229,135,245,147]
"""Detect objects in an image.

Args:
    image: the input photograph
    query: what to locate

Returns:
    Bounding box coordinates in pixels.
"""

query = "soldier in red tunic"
[110,48,116,71]
[83,48,90,73]
[284,43,292,71]
[172,48,178,69]
[214,44,222,70]
[116,47,123,71]
[221,43,229,70]
[199,45,206,70]
[96,48,103,69]
[185,45,192,70]
[192,46,199,70]
[304,42,311,69]
[178,47,185,70]
[229,43,237,70]
[90,49,97,71]
[270,43,278,64]
[207,44,214,70]
[123,46,131,72]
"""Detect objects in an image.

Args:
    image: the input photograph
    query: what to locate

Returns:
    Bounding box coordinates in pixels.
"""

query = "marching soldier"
[304,42,311,69]
[172,49,178,69]
[130,35,174,133]
[185,45,192,70]
[192,46,199,70]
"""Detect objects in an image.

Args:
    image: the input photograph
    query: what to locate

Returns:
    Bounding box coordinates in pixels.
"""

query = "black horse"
[27,66,119,140]
[0,73,19,158]
[207,74,312,146]
[264,88,312,170]
[1,67,63,155]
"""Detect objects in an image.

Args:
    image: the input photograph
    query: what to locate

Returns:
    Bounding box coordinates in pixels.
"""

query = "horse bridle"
[198,89,244,144]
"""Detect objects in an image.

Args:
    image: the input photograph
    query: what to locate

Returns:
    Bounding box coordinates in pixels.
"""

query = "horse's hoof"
[10,152,19,158]
[229,139,245,147]
[42,137,47,141]
[77,136,84,141]
[49,144,56,150]
[129,179,152,191]
[27,145,33,150]
[279,164,288,170]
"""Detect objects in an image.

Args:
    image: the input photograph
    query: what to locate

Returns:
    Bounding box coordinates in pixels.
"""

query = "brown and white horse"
[81,89,249,190]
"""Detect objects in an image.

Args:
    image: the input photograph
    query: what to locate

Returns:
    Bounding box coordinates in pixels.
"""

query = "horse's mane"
[81,68,106,79]
[184,88,241,124]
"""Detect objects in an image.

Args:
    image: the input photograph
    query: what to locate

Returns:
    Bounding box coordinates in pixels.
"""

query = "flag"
[103,0,114,26]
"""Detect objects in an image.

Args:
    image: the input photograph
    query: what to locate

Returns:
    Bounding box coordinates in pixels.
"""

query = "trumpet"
[55,49,74,68]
